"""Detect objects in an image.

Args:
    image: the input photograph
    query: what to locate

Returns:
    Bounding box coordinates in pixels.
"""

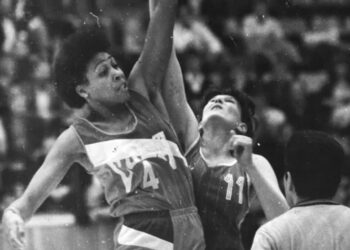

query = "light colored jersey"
[252,200,350,250]
[186,138,250,250]
[72,90,196,217]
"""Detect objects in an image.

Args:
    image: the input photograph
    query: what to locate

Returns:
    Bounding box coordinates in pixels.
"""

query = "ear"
[236,122,247,135]
[284,172,293,192]
[198,121,203,131]
[198,122,204,137]
[76,85,88,99]
[284,171,296,205]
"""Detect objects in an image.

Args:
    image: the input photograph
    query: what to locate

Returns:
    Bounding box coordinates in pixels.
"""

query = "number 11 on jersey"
[224,174,245,204]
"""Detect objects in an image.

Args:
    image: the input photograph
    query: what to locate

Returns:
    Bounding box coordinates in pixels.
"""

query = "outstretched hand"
[229,130,253,169]
[2,208,25,250]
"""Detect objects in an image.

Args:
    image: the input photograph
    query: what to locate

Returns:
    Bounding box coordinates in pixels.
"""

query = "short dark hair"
[285,130,345,199]
[53,25,111,108]
[201,88,256,137]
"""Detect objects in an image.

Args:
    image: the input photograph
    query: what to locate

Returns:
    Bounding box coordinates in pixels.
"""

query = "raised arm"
[162,48,200,151]
[147,0,199,150]
[128,0,178,102]
[231,134,289,220]
[1,128,83,249]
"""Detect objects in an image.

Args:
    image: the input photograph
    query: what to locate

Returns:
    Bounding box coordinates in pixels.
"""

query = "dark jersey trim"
[293,199,340,208]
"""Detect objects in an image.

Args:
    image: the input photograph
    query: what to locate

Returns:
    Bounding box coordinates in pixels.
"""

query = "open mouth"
[121,80,128,90]
[211,105,222,110]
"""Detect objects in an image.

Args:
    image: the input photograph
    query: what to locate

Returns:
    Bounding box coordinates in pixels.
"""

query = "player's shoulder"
[53,126,85,156]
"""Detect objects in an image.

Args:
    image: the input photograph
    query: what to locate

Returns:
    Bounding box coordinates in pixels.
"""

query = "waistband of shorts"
[123,206,198,221]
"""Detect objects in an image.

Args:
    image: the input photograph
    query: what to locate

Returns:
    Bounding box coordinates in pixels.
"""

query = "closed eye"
[111,58,119,69]
[225,98,237,104]
[98,65,109,77]
[111,61,119,69]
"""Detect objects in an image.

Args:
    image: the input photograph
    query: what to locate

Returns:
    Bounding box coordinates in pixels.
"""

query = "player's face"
[83,52,129,106]
[202,95,242,127]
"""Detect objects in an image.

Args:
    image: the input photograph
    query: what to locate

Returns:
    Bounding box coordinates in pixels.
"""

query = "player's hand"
[229,131,253,169]
[2,208,25,250]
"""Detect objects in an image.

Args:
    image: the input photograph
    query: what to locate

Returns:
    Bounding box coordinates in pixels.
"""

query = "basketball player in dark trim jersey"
[2,1,206,250]
[159,35,289,250]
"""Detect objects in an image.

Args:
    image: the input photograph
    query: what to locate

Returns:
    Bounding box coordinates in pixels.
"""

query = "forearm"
[141,0,178,94]
[149,0,157,16]
[7,173,66,221]
[246,158,289,220]
[6,158,74,221]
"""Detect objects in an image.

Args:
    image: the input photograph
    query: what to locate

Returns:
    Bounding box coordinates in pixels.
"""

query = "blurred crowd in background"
[0,0,350,247]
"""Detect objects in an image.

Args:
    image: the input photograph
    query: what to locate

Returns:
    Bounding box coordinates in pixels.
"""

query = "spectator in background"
[174,4,223,56]
[252,130,350,250]
[328,58,350,134]
[14,0,50,61]
[243,0,300,78]
[182,50,207,115]
[243,0,283,40]
[255,107,292,180]
[0,57,11,158]
[0,116,7,157]
[0,0,16,54]
[334,176,350,207]
[303,16,340,46]
[330,59,350,108]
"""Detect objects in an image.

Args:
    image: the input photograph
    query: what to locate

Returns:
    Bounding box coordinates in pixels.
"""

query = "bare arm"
[231,134,289,220]
[128,0,178,103]
[147,0,199,151]
[161,48,199,151]
[8,128,82,219]
[249,154,289,220]
[2,128,84,249]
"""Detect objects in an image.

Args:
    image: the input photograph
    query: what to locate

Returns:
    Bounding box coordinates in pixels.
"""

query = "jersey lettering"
[224,174,245,204]
[108,161,133,193]
[236,176,245,204]
[224,174,234,200]
[142,160,160,189]
[152,131,177,170]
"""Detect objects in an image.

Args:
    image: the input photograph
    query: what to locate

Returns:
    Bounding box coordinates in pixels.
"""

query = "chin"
[120,91,131,103]
[204,113,237,125]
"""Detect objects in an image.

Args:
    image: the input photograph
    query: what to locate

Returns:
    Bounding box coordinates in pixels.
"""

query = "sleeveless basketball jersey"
[186,138,250,250]
[72,90,196,218]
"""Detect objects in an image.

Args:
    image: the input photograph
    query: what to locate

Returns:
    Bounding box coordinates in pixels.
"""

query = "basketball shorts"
[113,206,205,250]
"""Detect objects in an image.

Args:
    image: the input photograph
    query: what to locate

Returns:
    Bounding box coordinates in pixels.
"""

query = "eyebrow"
[225,97,236,101]
[95,56,113,71]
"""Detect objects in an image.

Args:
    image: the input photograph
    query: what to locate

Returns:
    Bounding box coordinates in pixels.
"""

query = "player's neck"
[200,125,234,165]
[85,102,129,121]
[83,102,135,132]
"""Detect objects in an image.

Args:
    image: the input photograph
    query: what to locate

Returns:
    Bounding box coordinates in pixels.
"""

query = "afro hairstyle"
[53,25,111,108]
